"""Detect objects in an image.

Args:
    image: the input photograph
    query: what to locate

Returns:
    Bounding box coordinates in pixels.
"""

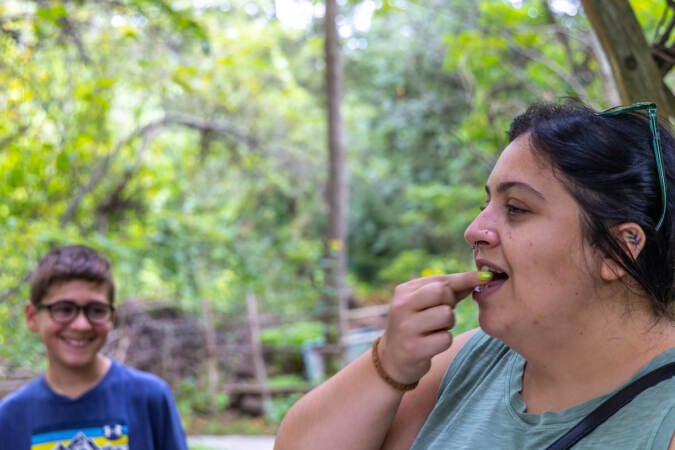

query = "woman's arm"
[274,273,482,450]
[274,346,408,450]
[381,329,478,450]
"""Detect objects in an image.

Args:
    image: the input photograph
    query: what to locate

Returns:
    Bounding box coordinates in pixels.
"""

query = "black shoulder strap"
[545,361,675,450]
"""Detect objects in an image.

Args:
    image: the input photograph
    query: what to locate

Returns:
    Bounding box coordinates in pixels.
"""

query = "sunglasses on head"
[597,102,667,231]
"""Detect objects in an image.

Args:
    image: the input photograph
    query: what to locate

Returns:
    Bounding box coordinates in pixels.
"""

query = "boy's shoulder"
[104,359,173,396]
[108,359,170,386]
[0,375,46,420]
[0,360,170,411]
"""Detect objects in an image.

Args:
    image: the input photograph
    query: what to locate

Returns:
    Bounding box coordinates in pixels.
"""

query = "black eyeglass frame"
[596,102,668,231]
[37,301,116,325]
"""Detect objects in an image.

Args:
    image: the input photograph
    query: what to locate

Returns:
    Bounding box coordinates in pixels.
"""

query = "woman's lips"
[472,277,507,300]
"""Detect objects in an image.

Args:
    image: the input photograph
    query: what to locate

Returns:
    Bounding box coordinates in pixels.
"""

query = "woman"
[274,101,675,449]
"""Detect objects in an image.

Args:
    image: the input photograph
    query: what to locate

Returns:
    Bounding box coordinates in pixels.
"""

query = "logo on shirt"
[31,421,129,450]
[102,424,124,440]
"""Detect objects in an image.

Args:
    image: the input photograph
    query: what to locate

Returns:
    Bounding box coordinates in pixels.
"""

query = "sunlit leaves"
[630,0,666,34]
[0,0,634,370]
[0,0,328,361]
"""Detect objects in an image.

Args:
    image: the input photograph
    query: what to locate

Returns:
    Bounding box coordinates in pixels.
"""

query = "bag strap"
[545,361,675,450]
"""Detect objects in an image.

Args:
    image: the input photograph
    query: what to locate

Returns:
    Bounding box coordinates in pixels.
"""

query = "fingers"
[377,270,481,384]
[399,303,455,336]
[377,328,453,384]
[393,271,482,312]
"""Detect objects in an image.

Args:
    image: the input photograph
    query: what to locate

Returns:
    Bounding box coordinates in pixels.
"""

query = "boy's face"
[25,280,114,375]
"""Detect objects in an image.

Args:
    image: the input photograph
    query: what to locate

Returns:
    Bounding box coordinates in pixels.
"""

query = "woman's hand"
[376,272,482,386]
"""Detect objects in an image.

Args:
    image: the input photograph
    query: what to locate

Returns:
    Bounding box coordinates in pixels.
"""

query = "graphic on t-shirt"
[31,421,129,450]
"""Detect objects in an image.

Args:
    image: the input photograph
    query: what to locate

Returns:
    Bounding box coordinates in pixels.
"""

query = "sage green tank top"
[410,330,675,449]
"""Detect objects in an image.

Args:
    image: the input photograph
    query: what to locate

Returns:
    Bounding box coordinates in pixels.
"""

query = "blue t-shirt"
[411,330,675,449]
[0,360,188,450]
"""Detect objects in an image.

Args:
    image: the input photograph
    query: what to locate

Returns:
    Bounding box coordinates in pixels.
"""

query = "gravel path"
[188,435,275,450]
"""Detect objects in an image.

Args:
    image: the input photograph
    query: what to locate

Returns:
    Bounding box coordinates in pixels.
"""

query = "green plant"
[260,321,324,346]
[266,392,303,425]
[176,376,230,417]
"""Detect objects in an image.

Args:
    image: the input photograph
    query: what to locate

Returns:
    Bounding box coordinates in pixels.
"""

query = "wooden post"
[324,0,350,375]
[202,299,219,413]
[161,322,172,385]
[246,292,271,415]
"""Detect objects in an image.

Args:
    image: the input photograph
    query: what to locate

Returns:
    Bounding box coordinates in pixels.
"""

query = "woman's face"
[464,133,600,342]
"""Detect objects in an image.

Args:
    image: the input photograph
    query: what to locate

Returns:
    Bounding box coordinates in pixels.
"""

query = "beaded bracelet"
[371,337,419,392]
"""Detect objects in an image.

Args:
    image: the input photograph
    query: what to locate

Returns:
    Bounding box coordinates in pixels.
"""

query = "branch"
[655,0,675,47]
[164,112,253,144]
[59,14,92,64]
[0,273,30,306]
[0,126,29,151]
[540,2,595,88]
[652,44,675,75]
[508,40,593,105]
[59,114,250,228]
[0,114,250,304]
[33,0,92,64]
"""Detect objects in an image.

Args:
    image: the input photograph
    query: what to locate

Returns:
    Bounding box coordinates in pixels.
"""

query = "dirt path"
[188,435,275,450]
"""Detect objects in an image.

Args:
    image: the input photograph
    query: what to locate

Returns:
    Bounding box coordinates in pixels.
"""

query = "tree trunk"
[581,0,675,117]
[323,0,349,374]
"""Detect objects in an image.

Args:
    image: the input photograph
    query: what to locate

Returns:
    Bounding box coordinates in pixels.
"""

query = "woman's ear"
[600,223,646,281]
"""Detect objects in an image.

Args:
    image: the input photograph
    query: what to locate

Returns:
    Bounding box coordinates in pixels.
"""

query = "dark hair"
[508,101,675,318]
[30,245,115,305]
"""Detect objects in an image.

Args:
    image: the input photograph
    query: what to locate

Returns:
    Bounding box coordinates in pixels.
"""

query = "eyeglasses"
[597,102,667,231]
[37,301,115,325]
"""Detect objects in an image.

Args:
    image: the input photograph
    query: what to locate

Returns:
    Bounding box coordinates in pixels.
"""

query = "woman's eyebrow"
[485,181,545,200]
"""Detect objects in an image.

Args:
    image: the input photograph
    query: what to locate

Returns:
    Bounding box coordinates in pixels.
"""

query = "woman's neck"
[518,313,675,413]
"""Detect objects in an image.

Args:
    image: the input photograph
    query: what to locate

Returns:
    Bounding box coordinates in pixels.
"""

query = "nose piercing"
[472,230,491,250]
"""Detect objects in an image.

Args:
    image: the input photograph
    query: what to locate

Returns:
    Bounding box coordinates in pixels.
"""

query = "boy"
[0,245,188,450]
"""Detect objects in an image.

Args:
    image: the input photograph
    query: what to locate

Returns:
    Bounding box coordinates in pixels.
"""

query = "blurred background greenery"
[0,0,669,435]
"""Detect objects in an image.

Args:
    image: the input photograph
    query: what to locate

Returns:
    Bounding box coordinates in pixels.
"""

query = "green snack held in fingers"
[477,270,494,281]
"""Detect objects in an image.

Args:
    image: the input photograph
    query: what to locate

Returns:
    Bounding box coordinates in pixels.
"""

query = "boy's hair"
[30,245,116,305]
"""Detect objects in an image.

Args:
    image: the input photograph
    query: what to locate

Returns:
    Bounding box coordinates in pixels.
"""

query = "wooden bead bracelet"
[371,337,419,392]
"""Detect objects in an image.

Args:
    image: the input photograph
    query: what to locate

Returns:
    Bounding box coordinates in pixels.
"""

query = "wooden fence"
[0,298,389,416]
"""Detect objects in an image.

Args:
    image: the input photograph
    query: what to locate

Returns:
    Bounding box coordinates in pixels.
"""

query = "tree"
[323,0,350,372]
[0,0,329,367]
[581,0,675,117]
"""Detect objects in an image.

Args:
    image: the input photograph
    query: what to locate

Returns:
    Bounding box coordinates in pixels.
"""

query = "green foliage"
[266,392,303,425]
[0,0,632,424]
[0,0,327,316]
[176,376,230,416]
[187,415,275,436]
[378,250,469,285]
[631,0,668,32]
[260,321,324,347]
[455,299,480,334]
